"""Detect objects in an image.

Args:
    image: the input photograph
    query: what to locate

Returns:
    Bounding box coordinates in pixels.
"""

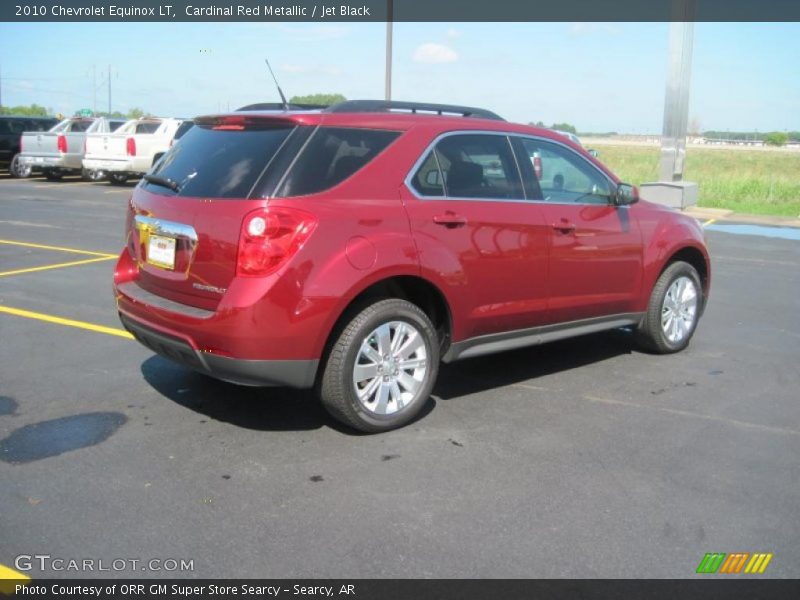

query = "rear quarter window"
[276,127,400,197]
[142,123,294,198]
[135,122,161,134]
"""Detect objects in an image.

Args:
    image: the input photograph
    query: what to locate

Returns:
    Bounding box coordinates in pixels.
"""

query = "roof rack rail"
[236,102,327,112]
[325,100,504,121]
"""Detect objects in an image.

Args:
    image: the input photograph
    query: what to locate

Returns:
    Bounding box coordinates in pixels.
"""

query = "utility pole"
[384,0,393,101]
[0,62,3,109]
[92,65,97,114]
[107,64,112,114]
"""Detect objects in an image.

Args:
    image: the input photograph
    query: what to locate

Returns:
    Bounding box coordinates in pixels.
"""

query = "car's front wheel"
[319,299,439,433]
[636,260,703,353]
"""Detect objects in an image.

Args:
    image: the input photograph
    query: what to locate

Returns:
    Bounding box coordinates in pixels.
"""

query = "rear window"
[276,127,400,197]
[135,122,161,134]
[67,120,94,133]
[142,123,293,198]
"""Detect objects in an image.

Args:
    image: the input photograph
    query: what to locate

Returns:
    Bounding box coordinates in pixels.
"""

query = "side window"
[434,134,523,200]
[411,151,444,197]
[0,121,10,134]
[135,122,160,134]
[520,138,611,204]
[277,127,400,197]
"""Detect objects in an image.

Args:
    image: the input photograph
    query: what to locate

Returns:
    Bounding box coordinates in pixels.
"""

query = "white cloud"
[412,43,458,64]
[446,28,461,39]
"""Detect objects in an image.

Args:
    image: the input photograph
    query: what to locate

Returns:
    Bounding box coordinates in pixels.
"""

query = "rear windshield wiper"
[143,174,180,193]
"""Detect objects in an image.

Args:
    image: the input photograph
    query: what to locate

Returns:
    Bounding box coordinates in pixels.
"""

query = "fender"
[636,204,710,312]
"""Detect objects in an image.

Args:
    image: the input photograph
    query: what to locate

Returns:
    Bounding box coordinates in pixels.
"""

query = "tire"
[636,260,703,354]
[108,173,128,185]
[83,169,105,182]
[43,169,63,181]
[319,298,439,433]
[10,154,32,178]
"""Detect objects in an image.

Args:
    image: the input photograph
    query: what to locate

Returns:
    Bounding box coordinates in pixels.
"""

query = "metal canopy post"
[659,19,694,182]
[641,0,699,209]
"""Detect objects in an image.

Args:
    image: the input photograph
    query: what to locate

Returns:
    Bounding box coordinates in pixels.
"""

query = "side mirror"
[614,183,639,206]
[588,149,599,158]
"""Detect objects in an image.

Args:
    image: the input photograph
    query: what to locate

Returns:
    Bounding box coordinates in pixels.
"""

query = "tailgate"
[125,118,300,310]
[85,133,128,159]
[23,132,58,155]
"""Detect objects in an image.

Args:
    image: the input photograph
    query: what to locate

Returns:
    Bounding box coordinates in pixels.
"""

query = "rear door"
[515,136,643,323]
[402,132,550,340]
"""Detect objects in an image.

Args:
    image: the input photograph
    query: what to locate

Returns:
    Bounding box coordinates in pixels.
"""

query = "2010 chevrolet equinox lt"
[114,100,711,432]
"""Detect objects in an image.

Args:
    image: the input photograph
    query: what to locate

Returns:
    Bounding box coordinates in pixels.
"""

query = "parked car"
[83,117,184,185]
[170,120,194,147]
[0,116,58,177]
[114,100,710,433]
[18,117,126,180]
[554,129,600,157]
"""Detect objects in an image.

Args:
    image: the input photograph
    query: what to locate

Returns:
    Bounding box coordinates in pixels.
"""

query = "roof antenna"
[264,59,289,111]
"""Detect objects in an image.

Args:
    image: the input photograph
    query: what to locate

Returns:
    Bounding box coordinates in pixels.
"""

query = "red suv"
[114,101,710,432]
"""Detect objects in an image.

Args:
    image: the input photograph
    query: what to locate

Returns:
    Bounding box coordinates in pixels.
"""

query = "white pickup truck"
[18,117,126,180]
[82,118,184,184]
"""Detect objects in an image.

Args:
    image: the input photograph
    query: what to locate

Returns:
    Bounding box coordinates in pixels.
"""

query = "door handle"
[433,213,467,229]
[551,220,576,234]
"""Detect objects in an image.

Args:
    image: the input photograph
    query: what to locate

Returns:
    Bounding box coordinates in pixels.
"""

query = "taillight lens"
[126,137,136,156]
[237,207,317,277]
[533,153,542,180]
[57,135,67,153]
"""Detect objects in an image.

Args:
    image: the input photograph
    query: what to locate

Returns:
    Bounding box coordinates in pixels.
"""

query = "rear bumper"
[19,154,81,170]
[119,312,318,388]
[83,157,143,174]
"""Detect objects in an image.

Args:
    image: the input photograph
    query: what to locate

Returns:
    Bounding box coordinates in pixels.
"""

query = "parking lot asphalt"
[0,175,798,579]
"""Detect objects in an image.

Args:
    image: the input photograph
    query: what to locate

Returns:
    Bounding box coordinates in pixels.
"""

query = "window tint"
[0,121,10,134]
[135,122,161,134]
[109,120,126,132]
[143,124,294,198]
[277,127,400,197]
[411,152,445,197]
[434,134,523,200]
[520,138,611,204]
[68,120,93,133]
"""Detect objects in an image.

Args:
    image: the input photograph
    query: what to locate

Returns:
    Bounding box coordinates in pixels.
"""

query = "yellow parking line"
[0,305,133,339]
[0,563,31,594]
[0,256,115,278]
[703,218,717,228]
[0,239,117,258]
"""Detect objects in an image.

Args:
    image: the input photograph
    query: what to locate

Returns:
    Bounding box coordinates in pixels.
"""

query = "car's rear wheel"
[9,154,32,178]
[108,173,128,185]
[636,260,702,354]
[43,169,63,181]
[319,298,439,433]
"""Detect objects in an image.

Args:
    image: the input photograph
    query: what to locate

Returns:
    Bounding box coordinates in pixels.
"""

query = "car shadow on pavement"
[434,329,636,401]
[140,356,435,435]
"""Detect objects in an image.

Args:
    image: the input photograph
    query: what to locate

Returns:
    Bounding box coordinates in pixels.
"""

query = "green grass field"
[593,144,800,217]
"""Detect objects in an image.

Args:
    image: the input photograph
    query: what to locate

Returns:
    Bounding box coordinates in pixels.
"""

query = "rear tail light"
[126,137,136,156]
[533,152,542,180]
[237,207,317,277]
[57,135,67,154]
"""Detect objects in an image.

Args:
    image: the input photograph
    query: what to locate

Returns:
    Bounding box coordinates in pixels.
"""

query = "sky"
[0,21,798,133]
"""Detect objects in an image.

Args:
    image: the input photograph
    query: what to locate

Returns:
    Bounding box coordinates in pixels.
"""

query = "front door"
[516,137,643,323]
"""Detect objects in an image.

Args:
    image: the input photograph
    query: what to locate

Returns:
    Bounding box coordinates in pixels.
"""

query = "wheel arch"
[315,274,453,380]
